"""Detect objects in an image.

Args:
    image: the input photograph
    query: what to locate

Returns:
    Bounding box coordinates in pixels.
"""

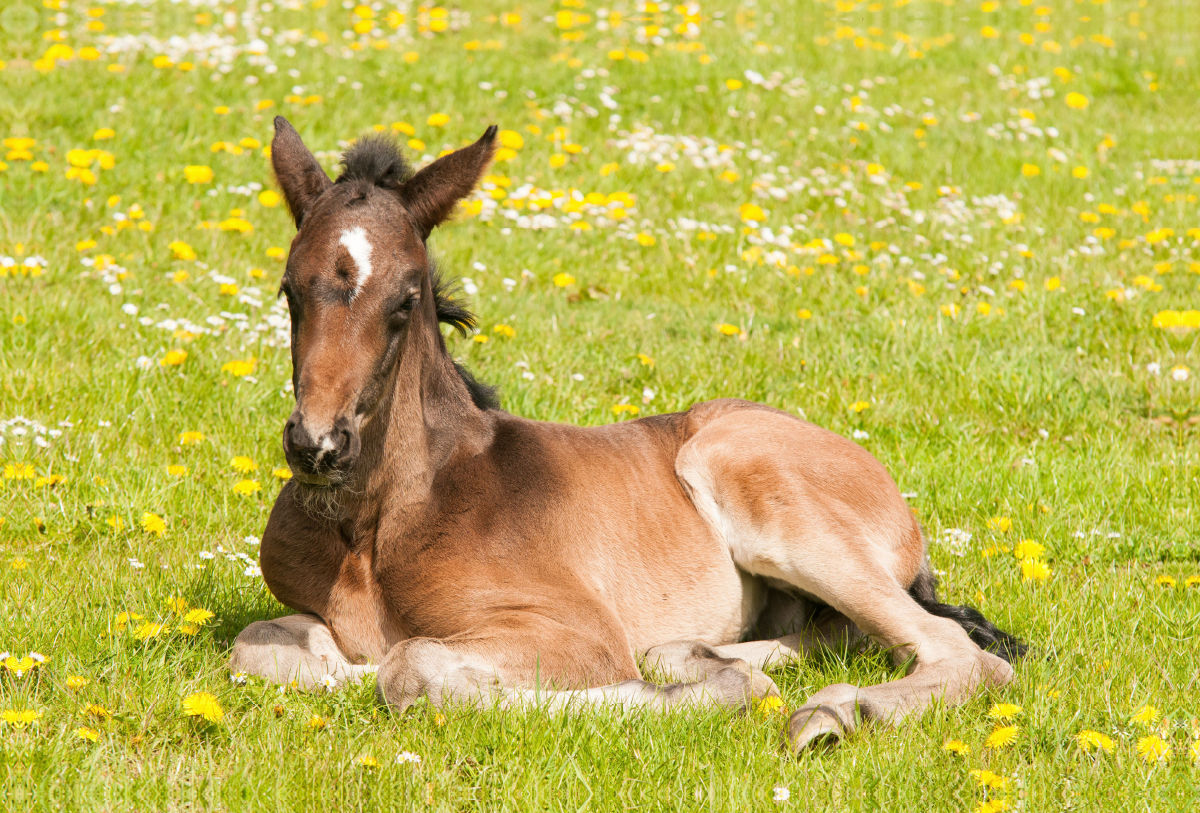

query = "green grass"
[3,0,1199,809]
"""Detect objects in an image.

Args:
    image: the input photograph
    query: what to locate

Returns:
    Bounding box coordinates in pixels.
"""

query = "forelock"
[336,135,414,190]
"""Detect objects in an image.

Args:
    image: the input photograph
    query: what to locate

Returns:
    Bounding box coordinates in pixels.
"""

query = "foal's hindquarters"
[231,400,1015,752]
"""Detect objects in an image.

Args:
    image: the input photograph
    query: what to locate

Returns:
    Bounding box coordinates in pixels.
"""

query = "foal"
[231,117,1024,751]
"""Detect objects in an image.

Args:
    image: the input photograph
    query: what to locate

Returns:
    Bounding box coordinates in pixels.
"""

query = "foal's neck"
[346,314,488,530]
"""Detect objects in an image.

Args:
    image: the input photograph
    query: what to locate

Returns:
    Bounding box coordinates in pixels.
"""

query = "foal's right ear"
[271,117,332,229]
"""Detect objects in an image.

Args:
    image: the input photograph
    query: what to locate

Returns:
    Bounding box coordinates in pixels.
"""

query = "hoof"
[786,704,847,752]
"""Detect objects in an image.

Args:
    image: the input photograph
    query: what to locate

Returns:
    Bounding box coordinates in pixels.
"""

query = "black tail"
[908,568,1028,663]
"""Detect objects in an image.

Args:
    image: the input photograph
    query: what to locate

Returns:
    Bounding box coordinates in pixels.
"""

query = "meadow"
[2,0,1199,809]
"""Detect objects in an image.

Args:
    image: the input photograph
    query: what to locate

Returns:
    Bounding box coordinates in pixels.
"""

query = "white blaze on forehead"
[338,227,373,300]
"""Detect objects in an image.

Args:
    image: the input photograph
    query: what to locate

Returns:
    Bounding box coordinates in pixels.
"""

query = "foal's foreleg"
[375,636,778,714]
[230,614,377,690]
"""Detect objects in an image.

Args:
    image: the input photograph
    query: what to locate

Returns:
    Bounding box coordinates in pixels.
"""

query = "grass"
[2,0,1199,809]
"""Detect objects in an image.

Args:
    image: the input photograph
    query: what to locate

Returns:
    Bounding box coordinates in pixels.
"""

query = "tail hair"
[908,567,1028,663]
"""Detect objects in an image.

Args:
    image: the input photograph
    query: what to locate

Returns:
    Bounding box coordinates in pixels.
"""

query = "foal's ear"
[399,126,498,240]
[271,117,332,228]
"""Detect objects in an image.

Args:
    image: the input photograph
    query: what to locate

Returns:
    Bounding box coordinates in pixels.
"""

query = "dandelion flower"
[182,693,223,723]
[985,724,1019,749]
[141,513,166,537]
[134,622,167,641]
[1065,92,1089,109]
[230,456,258,473]
[1076,730,1114,753]
[756,696,785,715]
[1137,735,1171,763]
[850,401,870,414]
[232,479,262,496]
[1131,705,1158,725]
[970,769,1008,789]
[988,703,1022,720]
[717,324,740,336]
[273,467,293,480]
[1,709,42,728]
[221,358,256,377]
[308,714,327,730]
[258,190,281,207]
[179,431,205,445]
[167,465,188,477]
[159,349,187,367]
[942,739,970,756]
[184,165,214,184]
[553,273,575,287]
[166,596,189,613]
[1012,540,1044,561]
[1021,559,1052,582]
[1155,575,1176,588]
[66,675,90,691]
[184,608,215,626]
[85,703,111,718]
[977,801,1009,813]
[75,726,100,742]
[356,755,379,768]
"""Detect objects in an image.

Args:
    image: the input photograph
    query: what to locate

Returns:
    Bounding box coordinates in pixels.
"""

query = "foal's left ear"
[399,126,497,240]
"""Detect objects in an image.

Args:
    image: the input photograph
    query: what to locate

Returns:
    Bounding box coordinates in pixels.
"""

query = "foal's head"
[270,116,496,486]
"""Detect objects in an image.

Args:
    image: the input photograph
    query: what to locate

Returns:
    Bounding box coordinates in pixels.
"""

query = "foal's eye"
[388,296,417,328]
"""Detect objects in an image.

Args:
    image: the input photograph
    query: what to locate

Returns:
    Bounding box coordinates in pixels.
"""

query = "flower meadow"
[2,0,1199,809]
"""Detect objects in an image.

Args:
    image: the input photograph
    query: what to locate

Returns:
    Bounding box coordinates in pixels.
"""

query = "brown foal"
[230,117,1024,751]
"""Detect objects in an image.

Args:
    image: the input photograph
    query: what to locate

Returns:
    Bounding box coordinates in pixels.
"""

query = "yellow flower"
[94,128,115,140]
[1,709,42,727]
[977,801,1009,813]
[182,693,223,723]
[1076,730,1114,753]
[10,557,27,570]
[258,190,281,207]
[1131,705,1158,725]
[1154,575,1176,588]
[66,675,90,691]
[1136,735,1171,763]
[1065,91,1089,109]
[985,724,1019,749]
[85,703,111,719]
[988,703,1023,720]
[426,113,450,127]
[739,203,765,222]
[167,465,188,477]
[970,769,1008,788]
[493,324,515,338]
[755,695,785,715]
[75,726,100,742]
[266,247,286,260]
[498,130,524,150]
[717,323,740,336]
[184,608,215,626]
[1044,277,1061,291]
[184,165,214,184]
[725,79,743,90]
[222,358,257,377]
[942,739,970,756]
[1021,559,1052,582]
[141,512,166,537]
[179,431,205,445]
[1021,163,1040,177]
[166,596,189,613]
[636,232,656,247]
[218,217,253,234]
[612,404,640,416]
[4,656,35,676]
[553,273,576,287]
[850,401,870,414]
[636,353,654,368]
[308,714,327,730]
[134,622,168,641]
[798,309,813,320]
[1013,540,1043,561]
[232,479,262,496]
[169,240,197,260]
[273,467,293,480]
[113,612,141,631]
[159,349,187,367]
[230,456,258,473]
[357,755,379,768]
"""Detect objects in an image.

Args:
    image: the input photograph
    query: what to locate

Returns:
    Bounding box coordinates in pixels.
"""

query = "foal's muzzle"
[283,412,361,485]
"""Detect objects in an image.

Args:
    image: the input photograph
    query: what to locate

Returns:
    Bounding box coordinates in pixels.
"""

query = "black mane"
[431,265,500,412]
[336,135,414,189]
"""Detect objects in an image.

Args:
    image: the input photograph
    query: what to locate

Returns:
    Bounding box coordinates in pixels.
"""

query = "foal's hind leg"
[677,407,1014,752]
[230,614,377,690]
